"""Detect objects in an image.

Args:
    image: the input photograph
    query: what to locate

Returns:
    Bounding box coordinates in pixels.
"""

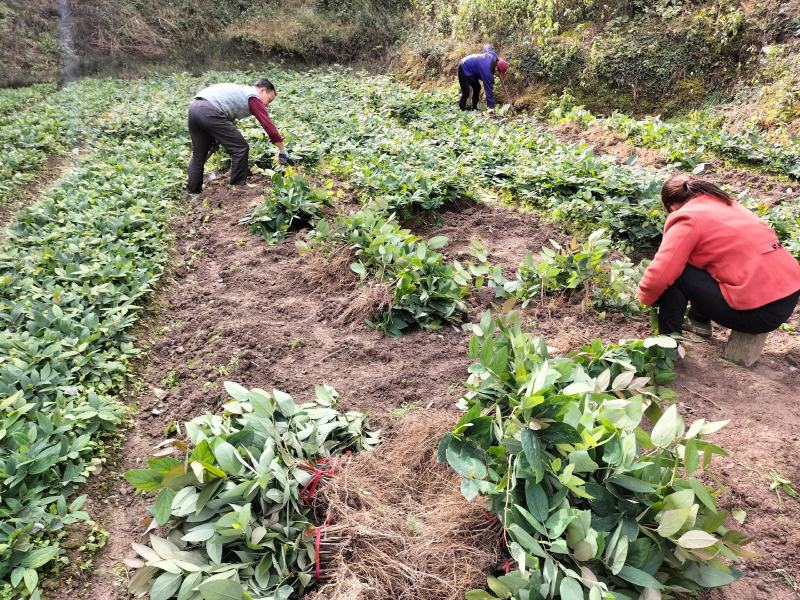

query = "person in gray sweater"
[187,78,289,193]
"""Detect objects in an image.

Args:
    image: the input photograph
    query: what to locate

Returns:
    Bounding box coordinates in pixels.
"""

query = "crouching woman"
[637,174,800,337]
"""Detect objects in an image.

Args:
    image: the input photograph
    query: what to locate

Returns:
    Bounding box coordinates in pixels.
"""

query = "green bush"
[302,208,469,336]
[239,170,330,244]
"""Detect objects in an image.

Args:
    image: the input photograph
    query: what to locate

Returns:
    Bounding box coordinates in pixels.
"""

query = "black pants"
[656,265,799,335]
[458,65,481,111]
[187,99,249,193]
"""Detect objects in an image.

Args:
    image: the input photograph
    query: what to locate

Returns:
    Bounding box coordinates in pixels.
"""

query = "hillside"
[2,0,799,133]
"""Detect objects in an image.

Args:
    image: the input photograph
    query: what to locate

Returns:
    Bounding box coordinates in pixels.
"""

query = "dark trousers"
[656,265,799,335]
[187,99,249,193]
[458,65,481,111]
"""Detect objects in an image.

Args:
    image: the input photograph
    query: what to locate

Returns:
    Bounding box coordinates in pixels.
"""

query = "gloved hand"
[484,108,495,116]
[206,140,220,159]
[278,151,299,165]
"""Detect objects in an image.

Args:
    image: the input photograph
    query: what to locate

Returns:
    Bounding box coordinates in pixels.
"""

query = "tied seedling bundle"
[124,382,379,600]
[439,312,751,599]
[239,170,331,244]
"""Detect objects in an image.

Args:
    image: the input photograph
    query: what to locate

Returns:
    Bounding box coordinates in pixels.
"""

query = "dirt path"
[53,176,800,600]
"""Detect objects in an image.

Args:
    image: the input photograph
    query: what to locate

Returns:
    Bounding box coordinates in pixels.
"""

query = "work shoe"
[683,317,712,338]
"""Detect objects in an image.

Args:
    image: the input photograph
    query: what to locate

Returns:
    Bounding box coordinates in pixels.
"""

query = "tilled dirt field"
[54,175,800,600]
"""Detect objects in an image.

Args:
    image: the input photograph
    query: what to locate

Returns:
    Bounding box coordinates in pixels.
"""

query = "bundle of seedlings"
[439,311,752,599]
[306,411,505,600]
[123,382,379,600]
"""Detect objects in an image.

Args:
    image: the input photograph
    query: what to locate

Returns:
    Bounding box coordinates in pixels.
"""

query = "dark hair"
[661,174,733,211]
[254,78,275,93]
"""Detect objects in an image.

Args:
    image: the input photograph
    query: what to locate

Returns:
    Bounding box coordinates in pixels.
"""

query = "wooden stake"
[722,331,769,367]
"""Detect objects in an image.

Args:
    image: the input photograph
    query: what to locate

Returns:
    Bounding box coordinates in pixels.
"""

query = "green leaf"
[154,487,177,526]
[21,546,60,569]
[568,450,599,473]
[273,389,297,417]
[125,468,164,491]
[446,437,488,480]
[525,481,549,524]
[199,579,245,600]
[607,475,656,493]
[656,507,690,538]
[650,403,682,448]
[150,572,183,600]
[213,440,243,475]
[487,575,512,598]
[23,569,38,594]
[538,422,582,444]
[684,439,699,475]
[223,381,250,401]
[677,530,718,549]
[617,565,664,589]
[428,235,449,249]
[684,562,743,587]
[465,592,499,600]
[521,429,544,483]
[560,576,585,600]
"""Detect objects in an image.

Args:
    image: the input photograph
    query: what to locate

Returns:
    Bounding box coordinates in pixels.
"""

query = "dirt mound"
[307,412,503,600]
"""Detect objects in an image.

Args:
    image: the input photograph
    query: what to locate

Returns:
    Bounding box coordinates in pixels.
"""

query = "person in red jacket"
[637,174,800,337]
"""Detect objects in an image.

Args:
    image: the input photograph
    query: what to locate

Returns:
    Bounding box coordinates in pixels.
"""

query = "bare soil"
[53,175,800,600]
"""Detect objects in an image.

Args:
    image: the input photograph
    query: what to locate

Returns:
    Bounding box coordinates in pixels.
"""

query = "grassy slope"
[1,1,798,136]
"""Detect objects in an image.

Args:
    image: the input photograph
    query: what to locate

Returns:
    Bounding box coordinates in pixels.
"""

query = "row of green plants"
[0,79,133,206]
[0,84,54,121]
[243,71,668,249]
[247,162,646,335]
[123,383,379,600]
[300,207,471,336]
[0,75,201,598]
[258,69,795,255]
[441,312,749,599]
[490,231,645,317]
[546,92,800,180]
[546,95,800,256]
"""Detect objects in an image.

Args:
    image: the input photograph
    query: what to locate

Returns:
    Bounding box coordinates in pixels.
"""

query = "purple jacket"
[460,51,499,108]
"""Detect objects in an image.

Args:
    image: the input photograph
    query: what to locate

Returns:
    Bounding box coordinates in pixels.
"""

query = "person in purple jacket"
[458,45,509,113]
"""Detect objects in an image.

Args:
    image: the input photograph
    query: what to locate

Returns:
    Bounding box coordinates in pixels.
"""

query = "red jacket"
[637,195,800,309]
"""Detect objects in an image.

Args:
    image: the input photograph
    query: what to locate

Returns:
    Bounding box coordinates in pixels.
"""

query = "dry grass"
[306,412,503,600]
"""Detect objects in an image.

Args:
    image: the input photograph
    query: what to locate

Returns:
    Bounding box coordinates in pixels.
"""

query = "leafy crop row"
[240,170,331,245]
[245,71,668,248]
[490,231,645,316]
[547,94,800,181]
[300,208,470,336]
[441,312,748,599]
[0,75,197,598]
[0,84,55,121]
[124,383,378,600]
[0,79,132,206]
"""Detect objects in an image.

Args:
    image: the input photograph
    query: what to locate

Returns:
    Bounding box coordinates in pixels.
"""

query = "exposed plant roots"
[335,283,393,327]
[306,412,504,600]
[302,244,357,294]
